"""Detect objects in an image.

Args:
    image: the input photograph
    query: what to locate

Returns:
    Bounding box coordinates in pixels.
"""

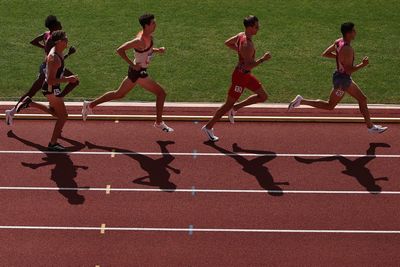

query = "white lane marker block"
[193,121,199,124]
[100,224,106,234]
[192,150,198,159]
[115,120,119,123]
[189,225,194,235]
[105,185,111,195]
[191,186,196,196]
[111,149,116,158]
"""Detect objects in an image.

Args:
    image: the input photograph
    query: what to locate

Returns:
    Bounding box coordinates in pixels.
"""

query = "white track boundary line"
[0,225,399,234]
[0,150,399,158]
[2,101,400,109]
[1,186,399,195]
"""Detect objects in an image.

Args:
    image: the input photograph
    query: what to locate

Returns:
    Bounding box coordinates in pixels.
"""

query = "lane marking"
[0,186,399,195]
[105,185,111,195]
[1,113,399,123]
[115,120,119,123]
[192,149,198,159]
[0,150,398,158]
[111,149,116,158]
[191,186,196,196]
[189,225,194,235]
[0,225,399,235]
[100,224,106,234]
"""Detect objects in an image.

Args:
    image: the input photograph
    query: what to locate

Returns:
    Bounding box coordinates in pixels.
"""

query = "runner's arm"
[116,38,142,67]
[224,34,240,51]
[64,46,76,60]
[240,42,270,70]
[153,47,165,53]
[340,46,368,74]
[30,33,46,49]
[46,55,76,85]
[321,43,336,59]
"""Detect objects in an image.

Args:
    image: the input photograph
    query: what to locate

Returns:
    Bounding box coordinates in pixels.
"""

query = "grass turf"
[0,0,399,103]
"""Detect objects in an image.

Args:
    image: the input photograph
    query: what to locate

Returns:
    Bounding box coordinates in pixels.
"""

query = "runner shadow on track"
[7,130,87,205]
[295,143,390,194]
[85,141,179,192]
[204,141,289,196]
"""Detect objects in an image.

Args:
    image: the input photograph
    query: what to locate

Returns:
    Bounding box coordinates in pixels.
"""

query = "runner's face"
[147,19,156,33]
[56,37,68,50]
[350,28,356,40]
[251,22,259,35]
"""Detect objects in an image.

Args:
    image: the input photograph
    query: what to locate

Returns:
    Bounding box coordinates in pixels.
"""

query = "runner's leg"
[346,81,373,128]
[233,86,268,111]
[46,95,68,145]
[89,77,135,108]
[137,77,166,124]
[300,88,344,110]
[205,96,237,129]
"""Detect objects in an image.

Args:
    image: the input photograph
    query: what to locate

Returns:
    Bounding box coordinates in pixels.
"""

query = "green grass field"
[0,0,399,103]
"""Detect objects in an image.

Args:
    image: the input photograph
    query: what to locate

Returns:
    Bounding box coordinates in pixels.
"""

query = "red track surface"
[1,119,399,266]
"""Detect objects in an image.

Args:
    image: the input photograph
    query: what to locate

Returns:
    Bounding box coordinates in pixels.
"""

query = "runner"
[288,22,387,133]
[202,15,271,142]
[28,30,79,151]
[5,15,78,125]
[81,13,173,132]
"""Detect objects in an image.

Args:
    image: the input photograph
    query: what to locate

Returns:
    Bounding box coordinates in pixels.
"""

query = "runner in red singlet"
[202,15,271,142]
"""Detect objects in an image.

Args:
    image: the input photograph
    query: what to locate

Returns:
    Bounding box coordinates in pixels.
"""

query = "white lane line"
[0,150,398,158]
[0,225,399,234]
[0,186,399,195]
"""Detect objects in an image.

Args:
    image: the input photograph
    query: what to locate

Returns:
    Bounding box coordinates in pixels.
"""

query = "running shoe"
[228,109,237,124]
[154,121,174,132]
[368,125,388,134]
[82,100,93,121]
[202,125,219,142]
[16,96,32,113]
[48,143,67,152]
[288,95,303,110]
[5,110,14,126]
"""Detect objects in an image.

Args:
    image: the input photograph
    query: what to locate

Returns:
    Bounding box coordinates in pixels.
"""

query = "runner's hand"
[68,46,76,56]
[262,52,271,62]
[158,47,166,54]
[362,56,369,67]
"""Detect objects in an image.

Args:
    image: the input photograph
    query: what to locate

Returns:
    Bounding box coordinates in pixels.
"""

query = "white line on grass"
[0,225,399,234]
[0,186,399,195]
[0,150,399,158]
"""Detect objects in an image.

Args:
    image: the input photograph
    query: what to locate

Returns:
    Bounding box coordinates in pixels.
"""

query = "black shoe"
[16,96,32,113]
[48,143,66,152]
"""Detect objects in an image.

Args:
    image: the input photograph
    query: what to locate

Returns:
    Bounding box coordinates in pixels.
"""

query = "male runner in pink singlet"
[289,22,387,133]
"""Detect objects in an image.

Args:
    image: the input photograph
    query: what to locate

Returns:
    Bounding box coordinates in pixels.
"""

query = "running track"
[1,119,399,266]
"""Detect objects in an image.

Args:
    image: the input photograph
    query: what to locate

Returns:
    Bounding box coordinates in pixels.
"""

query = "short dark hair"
[341,22,355,37]
[51,30,67,43]
[243,15,258,28]
[45,15,60,30]
[139,13,155,28]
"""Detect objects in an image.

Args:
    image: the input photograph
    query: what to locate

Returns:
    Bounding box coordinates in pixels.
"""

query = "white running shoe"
[368,124,388,134]
[288,95,303,110]
[202,125,219,142]
[154,121,174,132]
[228,109,237,124]
[5,110,14,126]
[82,101,93,121]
